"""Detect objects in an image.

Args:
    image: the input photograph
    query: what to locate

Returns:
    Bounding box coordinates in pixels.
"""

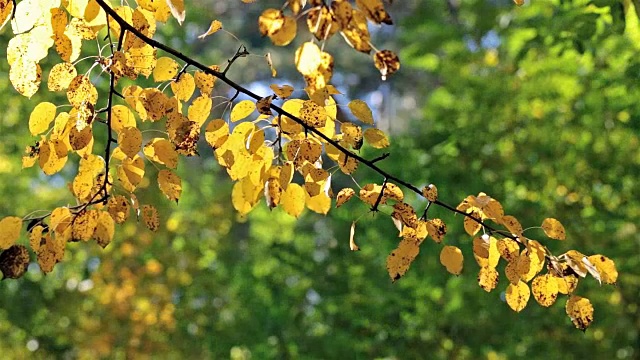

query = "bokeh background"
[0,0,638,358]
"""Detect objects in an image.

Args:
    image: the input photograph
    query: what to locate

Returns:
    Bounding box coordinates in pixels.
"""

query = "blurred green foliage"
[0,0,638,359]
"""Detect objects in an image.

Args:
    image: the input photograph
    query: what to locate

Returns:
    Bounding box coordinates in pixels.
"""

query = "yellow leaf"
[118,155,145,192]
[171,73,195,101]
[501,215,523,237]
[72,210,99,242]
[542,217,566,240]
[355,0,393,24]
[29,102,57,136]
[336,188,356,208]
[166,0,185,25]
[67,75,98,107]
[158,169,182,202]
[295,42,322,76]
[497,238,520,262]
[107,195,131,224]
[307,6,340,40]
[463,210,482,236]
[392,202,418,228]
[29,225,44,252]
[205,119,229,149]
[198,20,223,39]
[141,204,160,231]
[48,62,77,92]
[478,266,499,292]
[426,218,447,243]
[440,245,463,275]
[373,50,400,80]
[300,100,327,128]
[188,95,212,127]
[231,178,261,215]
[110,106,136,136]
[153,56,180,82]
[38,140,68,175]
[266,14,296,46]
[270,84,294,98]
[118,127,142,158]
[587,255,618,285]
[230,100,256,122]
[386,234,421,281]
[532,274,559,307]
[337,152,359,175]
[339,9,371,53]
[281,183,306,218]
[37,232,64,273]
[0,216,22,250]
[341,122,363,150]
[285,139,323,169]
[10,58,42,98]
[473,235,500,268]
[0,0,13,32]
[566,295,594,331]
[422,184,438,202]
[506,281,530,312]
[50,207,72,235]
[363,128,389,148]
[94,210,115,248]
[306,192,331,215]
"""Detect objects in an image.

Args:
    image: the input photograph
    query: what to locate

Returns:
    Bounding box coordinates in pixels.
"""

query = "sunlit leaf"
[531,274,559,307]
[198,20,223,39]
[153,57,180,82]
[230,100,256,122]
[587,255,618,285]
[506,281,530,312]
[158,169,182,202]
[566,295,594,331]
[29,102,57,136]
[541,217,566,240]
[363,128,389,148]
[281,183,306,218]
[478,266,499,292]
[440,245,463,275]
[0,216,22,250]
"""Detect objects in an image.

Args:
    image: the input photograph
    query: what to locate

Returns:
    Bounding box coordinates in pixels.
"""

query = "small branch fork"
[89,0,520,243]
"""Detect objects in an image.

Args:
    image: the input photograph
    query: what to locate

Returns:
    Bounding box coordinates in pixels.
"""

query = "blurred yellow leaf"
[48,62,77,92]
[118,127,143,159]
[587,255,618,284]
[94,210,115,248]
[198,20,223,39]
[363,128,389,148]
[166,0,185,25]
[295,42,322,76]
[10,58,41,98]
[141,204,160,231]
[440,245,463,275]
[158,169,182,202]
[373,50,400,80]
[422,184,438,202]
[281,183,306,218]
[0,216,22,250]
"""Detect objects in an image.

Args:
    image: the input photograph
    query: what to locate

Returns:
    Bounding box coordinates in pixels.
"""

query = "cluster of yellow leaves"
[258,0,400,85]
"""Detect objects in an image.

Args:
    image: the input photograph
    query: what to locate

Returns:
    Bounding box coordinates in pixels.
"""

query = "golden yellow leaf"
[281,183,306,218]
[587,255,618,285]
[300,100,327,127]
[505,260,521,284]
[295,42,322,76]
[355,0,393,24]
[158,169,182,202]
[341,122,363,150]
[473,235,500,268]
[0,0,13,32]
[67,75,98,107]
[231,178,261,215]
[440,245,463,275]
[566,295,594,331]
[422,184,438,202]
[555,273,579,295]
[94,210,115,248]
[363,128,389,149]
[118,127,143,158]
[264,177,282,209]
[72,210,99,242]
[542,217,566,240]
[141,204,160,231]
[270,15,297,46]
[204,119,229,149]
[501,215,523,237]
[373,50,400,80]
[198,20,223,39]
[194,66,218,96]
[331,0,353,28]
[50,207,72,235]
[337,152,359,175]
[107,195,131,224]
[463,210,482,236]
[118,155,145,192]
[48,62,77,92]
[10,58,42,98]
[386,234,421,281]
[171,73,196,101]
[29,225,44,253]
[336,188,356,208]
[69,125,93,151]
[285,138,322,169]
[256,95,274,115]
[513,0,525,6]
[127,43,157,77]
[140,88,168,121]
[138,0,171,22]
[230,100,256,122]
[153,56,180,82]
[166,0,186,25]
[506,281,530,312]
[0,217,22,250]
[188,95,212,127]
[29,102,57,136]
[38,140,68,175]
[339,9,371,53]
[531,274,559,307]
[307,6,340,40]
[392,202,418,228]
[478,266,499,292]
[258,8,285,36]
[426,218,447,243]
[36,232,63,274]
[111,105,137,133]
[497,238,520,262]
[270,84,294,98]
[306,191,332,215]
